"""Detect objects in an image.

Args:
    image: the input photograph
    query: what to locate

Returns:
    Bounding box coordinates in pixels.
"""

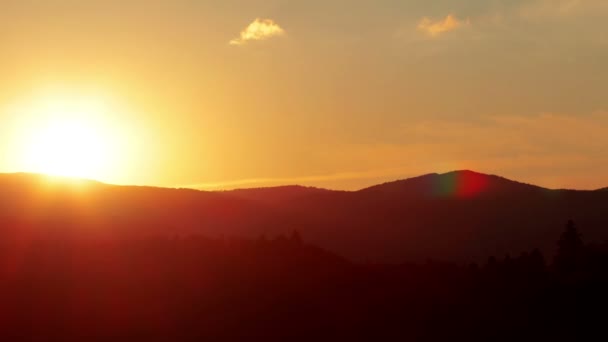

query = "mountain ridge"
[2,170,603,193]
[1,170,607,263]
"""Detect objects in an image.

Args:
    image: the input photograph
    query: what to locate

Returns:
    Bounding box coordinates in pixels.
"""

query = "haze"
[1,0,607,190]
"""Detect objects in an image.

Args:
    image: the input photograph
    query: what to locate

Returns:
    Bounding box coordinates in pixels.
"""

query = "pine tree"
[555,220,584,274]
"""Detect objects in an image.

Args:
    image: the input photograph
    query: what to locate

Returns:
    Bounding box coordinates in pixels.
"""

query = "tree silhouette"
[555,220,584,274]
[528,248,546,273]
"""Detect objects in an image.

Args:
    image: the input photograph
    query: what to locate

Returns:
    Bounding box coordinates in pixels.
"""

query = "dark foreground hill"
[1,170,608,263]
[1,172,608,340]
[1,223,607,341]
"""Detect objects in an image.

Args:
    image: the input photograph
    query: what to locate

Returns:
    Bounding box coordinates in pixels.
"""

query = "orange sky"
[1,0,607,190]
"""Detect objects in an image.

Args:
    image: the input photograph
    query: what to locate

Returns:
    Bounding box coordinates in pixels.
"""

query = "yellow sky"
[1,0,607,190]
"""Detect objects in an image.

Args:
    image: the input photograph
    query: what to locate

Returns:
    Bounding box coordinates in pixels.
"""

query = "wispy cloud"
[397,111,608,189]
[417,14,468,37]
[230,18,286,46]
[181,166,422,191]
[182,111,608,191]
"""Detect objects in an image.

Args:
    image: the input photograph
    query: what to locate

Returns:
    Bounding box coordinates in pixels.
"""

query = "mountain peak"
[359,170,544,198]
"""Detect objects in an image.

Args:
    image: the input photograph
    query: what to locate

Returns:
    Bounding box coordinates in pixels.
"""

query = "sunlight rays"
[5,89,130,181]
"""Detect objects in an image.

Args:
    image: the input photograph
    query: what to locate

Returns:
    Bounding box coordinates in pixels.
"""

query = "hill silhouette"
[2,171,608,341]
[222,185,333,206]
[359,170,545,197]
[1,171,608,263]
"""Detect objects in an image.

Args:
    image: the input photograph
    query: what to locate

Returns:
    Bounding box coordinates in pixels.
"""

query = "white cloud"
[417,14,468,37]
[230,18,286,45]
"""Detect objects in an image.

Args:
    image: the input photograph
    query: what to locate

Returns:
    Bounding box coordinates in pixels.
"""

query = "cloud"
[184,111,608,191]
[181,166,422,190]
[230,18,286,45]
[417,14,468,37]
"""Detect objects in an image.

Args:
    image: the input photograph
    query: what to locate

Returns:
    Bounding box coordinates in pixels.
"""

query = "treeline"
[0,221,607,341]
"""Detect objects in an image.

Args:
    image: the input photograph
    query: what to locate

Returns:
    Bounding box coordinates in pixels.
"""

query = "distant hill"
[222,185,333,206]
[359,170,545,197]
[1,171,607,263]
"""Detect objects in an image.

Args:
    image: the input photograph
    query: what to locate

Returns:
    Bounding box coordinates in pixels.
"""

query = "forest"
[1,220,606,341]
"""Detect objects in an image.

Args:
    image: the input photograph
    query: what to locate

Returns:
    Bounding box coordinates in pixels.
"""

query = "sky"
[1,0,607,190]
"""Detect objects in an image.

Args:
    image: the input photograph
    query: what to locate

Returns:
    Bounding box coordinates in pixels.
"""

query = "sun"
[22,119,110,179]
[8,91,125,181]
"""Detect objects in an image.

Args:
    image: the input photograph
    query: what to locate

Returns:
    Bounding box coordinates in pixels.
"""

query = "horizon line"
[2,170,606,193]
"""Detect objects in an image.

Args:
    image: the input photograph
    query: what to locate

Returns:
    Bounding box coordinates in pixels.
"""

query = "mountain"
[359,170,545,197]
[222,185,333,206]
[1,171,607,263]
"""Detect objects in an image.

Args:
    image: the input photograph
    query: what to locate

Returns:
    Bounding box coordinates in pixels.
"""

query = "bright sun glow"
[22,119,110,179]
[8,90,127,181]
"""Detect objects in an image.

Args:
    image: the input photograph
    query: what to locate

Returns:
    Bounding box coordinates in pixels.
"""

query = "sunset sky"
[1,0,607,190]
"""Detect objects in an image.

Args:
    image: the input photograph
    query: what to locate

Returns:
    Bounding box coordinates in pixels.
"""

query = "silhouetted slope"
[223,185,332,206]
[1,171,608,263]
[360,170,545,198]
[0,173,296,239]
[259,171,608,262]
[1,219,606,341]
